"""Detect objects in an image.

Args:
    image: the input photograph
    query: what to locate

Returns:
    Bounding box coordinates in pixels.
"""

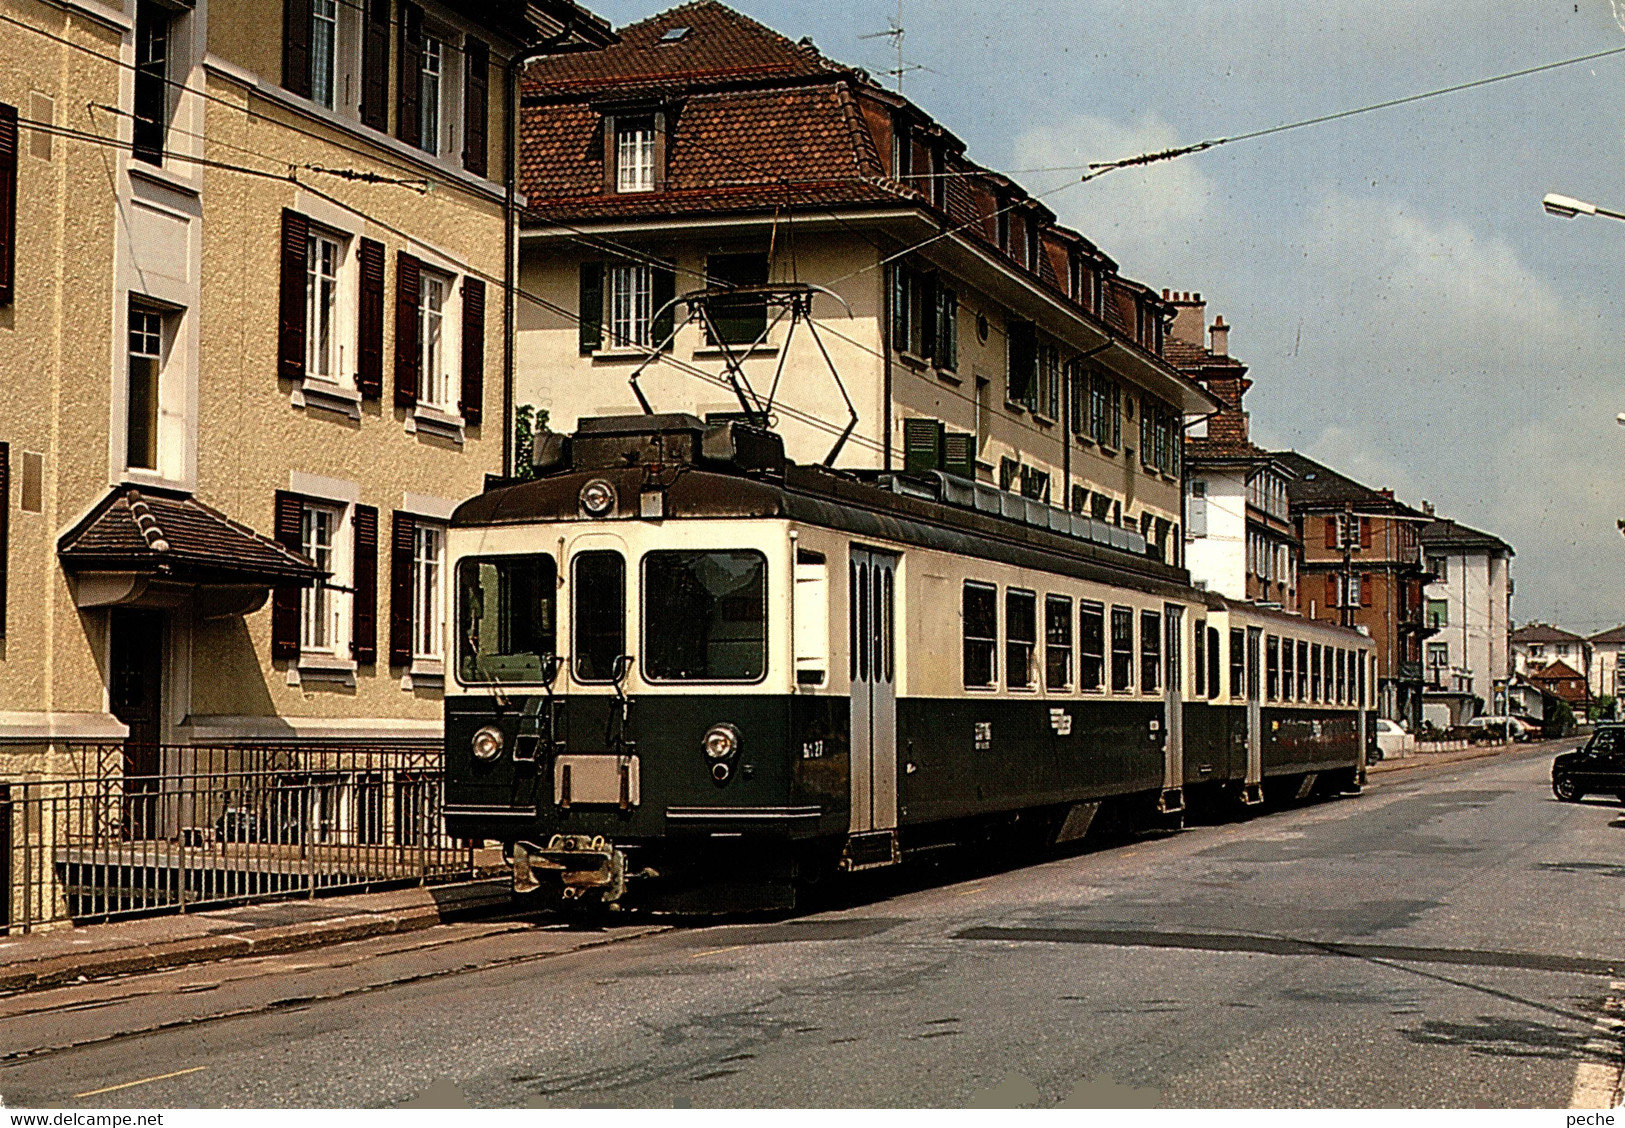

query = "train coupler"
[512,834,628,906]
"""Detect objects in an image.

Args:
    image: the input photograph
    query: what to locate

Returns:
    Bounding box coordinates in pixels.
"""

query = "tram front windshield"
[457,555,557,684]
[643,550,767,682]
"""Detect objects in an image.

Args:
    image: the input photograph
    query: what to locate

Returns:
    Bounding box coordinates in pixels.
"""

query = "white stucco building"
[1419,515,1514,725]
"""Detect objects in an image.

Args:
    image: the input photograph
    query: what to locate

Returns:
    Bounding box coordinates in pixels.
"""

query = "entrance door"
[1245,626,1263,801]
[1161,604,1184,811]
[848,548,898,833]
[109,609,164,838]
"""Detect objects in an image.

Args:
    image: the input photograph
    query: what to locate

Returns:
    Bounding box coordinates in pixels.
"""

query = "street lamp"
[1543,192,1625,222]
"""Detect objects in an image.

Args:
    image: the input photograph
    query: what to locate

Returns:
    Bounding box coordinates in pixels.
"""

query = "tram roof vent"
[569,414,785,477]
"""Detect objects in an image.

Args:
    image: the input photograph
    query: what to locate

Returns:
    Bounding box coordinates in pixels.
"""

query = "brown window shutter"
[1325,574,1339,609]
[389,510,417,667]
[0,441,9,639]
[394,251,420,408]
[283,0,313,99]
[356,237,385,398]
[1360,516,1373,548]
[278,209,309,383]
[460,276,485,425]
[397,2,422,148]
[271,490,305,659]
[1324,515,1338,549]
[351,504,378,664]
[360,0,391,131]
[0,102,15,307]
[1361,573,1373,607]
[462,36,489,177]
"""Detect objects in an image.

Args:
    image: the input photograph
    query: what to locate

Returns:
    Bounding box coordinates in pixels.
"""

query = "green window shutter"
[903,417,943,473]
[651,263,677,350]
[578,261,603,354]
[942,431,975,479]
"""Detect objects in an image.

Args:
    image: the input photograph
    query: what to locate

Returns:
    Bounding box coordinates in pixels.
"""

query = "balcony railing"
[2,742,479,933]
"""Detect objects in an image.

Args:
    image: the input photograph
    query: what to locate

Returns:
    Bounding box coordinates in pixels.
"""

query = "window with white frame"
[413,523,445,661]
[300,503,343,654]
[312,0,338,109]
[305,230,342,382]
[608,263,653,348]
[418,270,450,409]
[126,304,165,471]
[418,35,443,154]
[616,117,657,193]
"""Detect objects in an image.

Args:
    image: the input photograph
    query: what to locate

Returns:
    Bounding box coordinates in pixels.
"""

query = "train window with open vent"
[794,548,828,687]
[1111,606,1134,693]
[1006,589,1037,690]
[1282,636,1296,702]
[456,554,557,685]
[1079,601,1104,692]
[1207,626,1221,701]
[642,551,767,682]
[1336,649,1348,704]
[1193,618,1206,697]
[1140,610,1160,694]
[962,582,997,689]
[572,551,625,683]
[1045,595,1072,691]
[1298,641,1310,700]
[1229,628,1245,699]
[1311,643,1323,701]
[1266,635,1280,701]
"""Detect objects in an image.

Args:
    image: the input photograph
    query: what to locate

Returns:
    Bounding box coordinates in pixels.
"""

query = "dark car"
[1552,725,1625,802]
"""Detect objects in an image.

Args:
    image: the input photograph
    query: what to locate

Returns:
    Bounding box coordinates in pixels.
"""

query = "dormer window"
[1024,219,1040,274]
[615,115,658,193]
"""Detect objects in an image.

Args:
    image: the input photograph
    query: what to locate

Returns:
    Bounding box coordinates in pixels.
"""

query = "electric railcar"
[443,414,1372,912]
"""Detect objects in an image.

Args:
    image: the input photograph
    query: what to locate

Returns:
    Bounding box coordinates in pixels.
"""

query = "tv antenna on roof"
[860,0,920,93]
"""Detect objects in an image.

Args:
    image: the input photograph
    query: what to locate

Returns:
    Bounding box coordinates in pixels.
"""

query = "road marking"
[954,886,988,897]
[689,945,746,960]
[1572,986,1625,1109]
[74,1066,207,1098]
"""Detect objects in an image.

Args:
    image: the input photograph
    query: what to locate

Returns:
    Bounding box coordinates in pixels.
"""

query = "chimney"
[1379,487,1394,500]
[1421,500,1435,517]
[1166,290,1206,348]
[1209,315,1229,357]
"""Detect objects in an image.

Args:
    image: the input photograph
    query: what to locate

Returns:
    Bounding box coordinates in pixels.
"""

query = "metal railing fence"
[2,743,474,933]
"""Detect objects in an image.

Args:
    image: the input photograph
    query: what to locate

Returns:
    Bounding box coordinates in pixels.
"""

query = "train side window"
[1140,609,1160,694]
[1297,640,1310,700]
[1006,589,1037,690]
[1229,628,1245,699]
[1357,650,1368,708]
[1310,643,1323,702]
[881,566,895,684]
[1079,601,1105,691]
[795,548,828,686]
[962,582,998,688]
[1207,627,1221,701]
[455,554,557,685]
[1336,649,1347,704]
[1111,606,1134,693]
[1045,594,1072,691]
[1323,646,1334,704]
[1193,618,1206,697]
[642,550,768,682]
[1265,635,1280,701]
[1282,637,1295,702]
[856,561,870,683]
[572,551,626,683]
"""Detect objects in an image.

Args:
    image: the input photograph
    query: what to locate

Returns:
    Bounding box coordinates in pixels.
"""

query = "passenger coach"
[443,415,1372,912]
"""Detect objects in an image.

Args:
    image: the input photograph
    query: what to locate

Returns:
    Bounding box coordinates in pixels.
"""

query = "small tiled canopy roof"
[59,487,320,586]
[1512,622,1586,645]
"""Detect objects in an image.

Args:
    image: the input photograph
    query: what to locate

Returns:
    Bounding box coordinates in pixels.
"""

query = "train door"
[1160,604,1184,815]
[1244,625,1264,804]
[848,547,898,838]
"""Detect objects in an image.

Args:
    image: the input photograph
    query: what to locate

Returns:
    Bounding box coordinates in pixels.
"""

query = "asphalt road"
[4,741,1623,1109]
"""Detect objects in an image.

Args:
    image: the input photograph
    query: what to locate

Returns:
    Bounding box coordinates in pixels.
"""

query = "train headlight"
[471,725,505,761]
[579,479,617,517]
[703,723,740,760]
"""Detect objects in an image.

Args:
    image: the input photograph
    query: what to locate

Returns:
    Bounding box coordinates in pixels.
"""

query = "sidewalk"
[1368,738,1550,776]
[0,878,513,994]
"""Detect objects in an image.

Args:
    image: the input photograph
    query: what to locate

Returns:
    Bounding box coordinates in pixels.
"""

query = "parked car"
[1466,715,1539,742]
[1374,718,1414,759]
[1552,724,1625,802]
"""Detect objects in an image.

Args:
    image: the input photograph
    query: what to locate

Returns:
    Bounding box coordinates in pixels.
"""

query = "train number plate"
[554,755,641,808]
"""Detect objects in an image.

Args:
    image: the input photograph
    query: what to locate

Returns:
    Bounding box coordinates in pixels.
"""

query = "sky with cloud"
[584,0,1625,632]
